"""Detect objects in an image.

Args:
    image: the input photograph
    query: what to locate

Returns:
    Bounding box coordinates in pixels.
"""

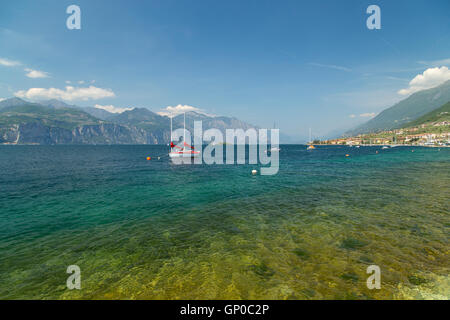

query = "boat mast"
[170,114,173,142]
[170,114,173,151]
[309,127,312,144]
[183,112,186,151]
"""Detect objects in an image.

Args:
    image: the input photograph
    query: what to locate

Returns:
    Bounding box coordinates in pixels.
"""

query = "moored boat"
[169,112,200,158]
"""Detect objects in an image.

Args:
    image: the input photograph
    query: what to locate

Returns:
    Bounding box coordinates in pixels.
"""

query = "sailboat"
[270,122,281,152]
[169,112,200,158]
[307,128,315,150]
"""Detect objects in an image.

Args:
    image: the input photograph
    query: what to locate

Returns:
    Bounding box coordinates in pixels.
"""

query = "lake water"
[0,145,448,299]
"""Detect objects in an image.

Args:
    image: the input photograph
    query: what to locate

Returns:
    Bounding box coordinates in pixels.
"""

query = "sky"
[1,0,450,139]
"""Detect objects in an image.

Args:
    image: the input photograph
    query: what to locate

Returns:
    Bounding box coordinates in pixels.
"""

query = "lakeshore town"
[318,121,450,146]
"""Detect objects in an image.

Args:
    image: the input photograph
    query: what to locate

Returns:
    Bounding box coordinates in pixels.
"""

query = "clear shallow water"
[0,145,448,299]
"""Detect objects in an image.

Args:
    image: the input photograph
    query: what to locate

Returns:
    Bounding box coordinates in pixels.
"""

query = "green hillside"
[403,101,450,128]
[346,80,450,135]
[109,108,169,131]
[0,103,101,129]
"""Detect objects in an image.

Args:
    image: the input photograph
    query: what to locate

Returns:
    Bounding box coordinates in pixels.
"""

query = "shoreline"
[315,144,450,148]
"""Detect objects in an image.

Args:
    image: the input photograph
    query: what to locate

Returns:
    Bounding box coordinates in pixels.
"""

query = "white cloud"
[0,57,21,67]
[0,57,50,79]
[308,62,352,72]
[398,66,450,95]
[66,80,96,85]
[418,58,450,67]
[360,112,376,118]
[25,68,49,78]
[157,104,214,117]
[386,76,409,82]
[14,86,115,101]
[349,113,376,119]
[94,104,134,114]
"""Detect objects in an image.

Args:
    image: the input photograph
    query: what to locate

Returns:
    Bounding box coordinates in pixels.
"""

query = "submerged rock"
[340,238,368,250]
[408,275,429,286]
[249,263,275,278]
[293,248,310,259]
[340,272,359,282]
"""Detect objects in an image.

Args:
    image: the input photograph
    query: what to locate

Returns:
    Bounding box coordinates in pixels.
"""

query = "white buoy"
[252,169,258,175]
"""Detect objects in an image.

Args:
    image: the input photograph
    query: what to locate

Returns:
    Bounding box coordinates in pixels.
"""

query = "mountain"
[108,108,171,143]
[403,101,450,128]
[111,108,168,129]
[38,99,116,120]
[0,102,100,128]
[0,102,152,145]
[39,99,79,109]
[171,111,266,143]
[0,101,168,144]
[83,107,116,120]
[0,97,30,110]
[0,99,260,145]
[345,80,450,135]
[173,111,255,133]
[0,101,142,144]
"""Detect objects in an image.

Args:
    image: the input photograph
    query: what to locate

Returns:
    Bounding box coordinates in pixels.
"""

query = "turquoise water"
[0,145,448,299]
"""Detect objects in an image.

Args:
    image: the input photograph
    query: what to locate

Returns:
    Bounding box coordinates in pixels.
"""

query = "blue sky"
[1,0,450,139]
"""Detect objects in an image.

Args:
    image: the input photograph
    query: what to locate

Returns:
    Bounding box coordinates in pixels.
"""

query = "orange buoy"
[345,154,350,157]
[146,156,151,161]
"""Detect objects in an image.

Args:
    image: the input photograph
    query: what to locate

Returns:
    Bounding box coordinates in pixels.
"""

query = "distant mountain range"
[6,78,447,145]
[345,80,450,136]
[38,99,118,120]
[0,98,261,145]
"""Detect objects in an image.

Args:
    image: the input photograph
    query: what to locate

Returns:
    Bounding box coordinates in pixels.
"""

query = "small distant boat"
[381,146,389,149]
[355,145,360,148]
[269,122,281,152]
[307,128,315,150]
[264,146,281,153]
[169,113,200,158]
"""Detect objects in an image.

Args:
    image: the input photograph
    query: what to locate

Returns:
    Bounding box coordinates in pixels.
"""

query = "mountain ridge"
[0,98,263,145]
[402,101,450,128]
[345,80,450,136]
